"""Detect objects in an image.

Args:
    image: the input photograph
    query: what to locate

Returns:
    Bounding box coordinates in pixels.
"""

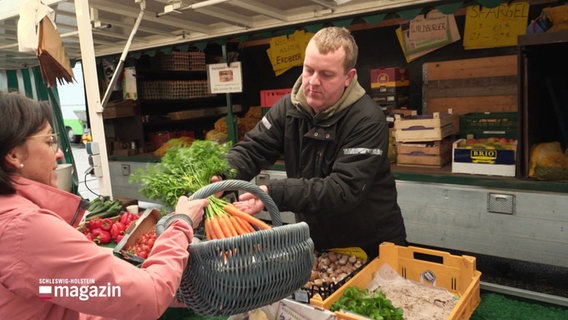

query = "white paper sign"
[207,62,243,94]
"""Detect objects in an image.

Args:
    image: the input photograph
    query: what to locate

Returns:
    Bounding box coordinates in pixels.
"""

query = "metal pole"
[222,44,238,144]
[101,1,145,108]
[74,0,113,197]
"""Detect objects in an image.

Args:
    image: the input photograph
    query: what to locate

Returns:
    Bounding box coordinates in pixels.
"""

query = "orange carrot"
[235,216,255,233]
[205,218,215,240]
[209,216,226,239]
[224,204,272,230]
[229,216,247,235]
[217,215,235,238]
[224,215,240,237]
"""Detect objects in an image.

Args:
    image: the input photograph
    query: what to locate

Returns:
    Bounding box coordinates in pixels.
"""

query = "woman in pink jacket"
[0,92,208,319]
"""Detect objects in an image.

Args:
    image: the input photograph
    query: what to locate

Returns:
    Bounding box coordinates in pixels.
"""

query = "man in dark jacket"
[227,26,406,259]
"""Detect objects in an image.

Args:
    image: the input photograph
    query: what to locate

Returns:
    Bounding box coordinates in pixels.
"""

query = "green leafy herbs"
[330,287,404,320]
[129,140,236,209]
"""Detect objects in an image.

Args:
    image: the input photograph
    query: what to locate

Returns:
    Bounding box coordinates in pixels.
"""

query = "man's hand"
[210,175,224,198]
[232,185,268,215]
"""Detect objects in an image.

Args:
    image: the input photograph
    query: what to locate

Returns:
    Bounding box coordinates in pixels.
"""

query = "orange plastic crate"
[310,242,481,320]
[260,88,291,107]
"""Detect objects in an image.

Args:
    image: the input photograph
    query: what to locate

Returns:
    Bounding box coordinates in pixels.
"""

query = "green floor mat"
[471,293,568,320]
[162,292,568,320]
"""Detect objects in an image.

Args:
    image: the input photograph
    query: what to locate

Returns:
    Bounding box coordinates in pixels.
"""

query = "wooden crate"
[423,55,518,132]
[394,112,457,142]
[167,104,242,120]
[396,138,453,167]
[102,100,138,119]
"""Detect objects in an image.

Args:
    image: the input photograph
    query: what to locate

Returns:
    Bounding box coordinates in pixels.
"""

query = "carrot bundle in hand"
[204,196,272,240]
[223,203,272,230]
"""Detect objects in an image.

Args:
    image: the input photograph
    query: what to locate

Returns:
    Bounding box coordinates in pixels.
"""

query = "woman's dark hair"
[0,92,54,194]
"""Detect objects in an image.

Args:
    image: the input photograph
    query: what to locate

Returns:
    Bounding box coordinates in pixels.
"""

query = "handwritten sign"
[207,62,242,93]
[266,30,313,76]
[463,1,529,49]
[396,11,460,63]
[403,10,452,55]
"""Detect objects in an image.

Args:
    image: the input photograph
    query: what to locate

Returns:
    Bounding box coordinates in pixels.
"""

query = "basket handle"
[188,180,282,226]
[157,180,282,235]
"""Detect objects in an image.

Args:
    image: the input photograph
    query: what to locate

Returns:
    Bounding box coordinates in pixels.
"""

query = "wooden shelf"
[391,164,568,193]
[518,30,568,46]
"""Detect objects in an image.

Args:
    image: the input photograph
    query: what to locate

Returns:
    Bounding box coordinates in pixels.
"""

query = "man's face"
[301,40,355,113]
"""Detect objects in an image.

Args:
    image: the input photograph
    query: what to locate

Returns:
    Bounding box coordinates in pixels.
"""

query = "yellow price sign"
[463,1,529,49]
[266,30,313,76]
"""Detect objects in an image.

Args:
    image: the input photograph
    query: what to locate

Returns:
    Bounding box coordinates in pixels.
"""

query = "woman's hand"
[232,185,268,215]
[174,196,208,228]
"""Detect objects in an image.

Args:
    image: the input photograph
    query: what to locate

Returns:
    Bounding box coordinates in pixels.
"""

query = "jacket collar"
[11,176,87,227]
[290,74,366,120]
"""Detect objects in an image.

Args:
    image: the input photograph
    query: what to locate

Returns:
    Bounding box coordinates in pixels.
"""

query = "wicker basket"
[164,180,314,316]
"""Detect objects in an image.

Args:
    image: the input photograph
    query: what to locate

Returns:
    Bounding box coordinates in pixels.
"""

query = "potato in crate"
[293,250,368,304]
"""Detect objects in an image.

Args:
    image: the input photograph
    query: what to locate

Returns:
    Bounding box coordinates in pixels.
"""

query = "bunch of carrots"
[204,196,271,240]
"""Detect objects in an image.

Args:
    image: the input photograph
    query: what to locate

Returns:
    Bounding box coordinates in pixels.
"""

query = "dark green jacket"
[228,76,406,258]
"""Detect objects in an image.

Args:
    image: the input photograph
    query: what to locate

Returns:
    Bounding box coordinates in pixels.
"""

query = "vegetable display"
[128,139,277,243]
[129,140,236,210]
[307,251,366,288]
[86,197,122,220]
[126,229,157,259]
[80,211,141,245]
[330,287,404,320]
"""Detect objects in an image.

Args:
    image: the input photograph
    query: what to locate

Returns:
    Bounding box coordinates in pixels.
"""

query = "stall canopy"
[0,0,509,197]
[0,0,510,71]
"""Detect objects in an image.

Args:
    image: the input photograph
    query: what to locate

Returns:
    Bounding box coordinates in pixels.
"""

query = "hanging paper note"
[463,1,529,50]
[266,30,313,76]
[207,62,242,94]
[404,10,452,54]
[396,11,460,63]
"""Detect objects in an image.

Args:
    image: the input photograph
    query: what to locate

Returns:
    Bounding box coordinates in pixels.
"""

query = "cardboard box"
[310,242,481,320]
[113,208,161,264]
[452,138,517,177]
[370,67,409,88]
[228,298,335,320]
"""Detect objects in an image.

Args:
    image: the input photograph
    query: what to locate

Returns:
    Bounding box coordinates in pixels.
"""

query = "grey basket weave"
[175,180,314,316]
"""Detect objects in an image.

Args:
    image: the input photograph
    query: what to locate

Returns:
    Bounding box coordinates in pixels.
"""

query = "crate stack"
[156,51,206,72]
[369,67,410,121]
[394,111,457,167]
[452,112,519,177]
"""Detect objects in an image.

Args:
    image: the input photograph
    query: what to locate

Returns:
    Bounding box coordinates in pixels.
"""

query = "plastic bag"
[528,141,568,180]
[17,0,54,53]
[543,4,568,32]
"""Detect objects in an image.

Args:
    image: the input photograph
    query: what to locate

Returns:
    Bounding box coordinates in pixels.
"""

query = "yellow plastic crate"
[310,242,481,320]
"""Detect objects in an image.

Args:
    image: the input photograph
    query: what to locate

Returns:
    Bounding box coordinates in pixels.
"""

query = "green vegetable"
[330,287,404,320]
[129,140,236,209]
[87,197,122,220]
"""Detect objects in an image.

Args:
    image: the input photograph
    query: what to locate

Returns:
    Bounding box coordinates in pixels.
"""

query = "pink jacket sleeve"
[9,210,193,320]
